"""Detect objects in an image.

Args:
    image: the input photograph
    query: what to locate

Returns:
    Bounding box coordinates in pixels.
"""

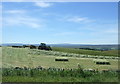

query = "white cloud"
[3,16,42,28]
[67,17,87,22]
[35,2,52,8]
[60,16,94,23]
[3,9,43,29]
[5,10,26,14]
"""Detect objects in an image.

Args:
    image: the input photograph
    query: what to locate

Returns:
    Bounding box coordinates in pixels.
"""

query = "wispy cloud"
[59,15,94,23]
[3,9,43,29]
[67,17,87,22]
[5,10,26,14]
[4,16,42,29]
[34,2,53,8]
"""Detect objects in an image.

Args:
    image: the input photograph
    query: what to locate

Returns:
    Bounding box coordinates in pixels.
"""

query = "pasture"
[52,47,119,57]
[2,47,118,70]
[1,47,119,82]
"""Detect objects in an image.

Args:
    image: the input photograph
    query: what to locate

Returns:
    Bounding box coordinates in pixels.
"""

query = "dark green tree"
[38,43,52,51]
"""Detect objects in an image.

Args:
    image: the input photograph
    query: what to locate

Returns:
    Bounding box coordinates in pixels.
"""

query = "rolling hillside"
[52,47,119,57]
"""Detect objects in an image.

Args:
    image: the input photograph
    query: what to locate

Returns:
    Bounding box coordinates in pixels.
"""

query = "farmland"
[2,47,118,69]
[1,47,119,82]
[52,47,119,57]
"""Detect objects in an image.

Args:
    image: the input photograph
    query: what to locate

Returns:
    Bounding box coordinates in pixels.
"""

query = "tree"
[41,43,46,46]
[38,43,52,51]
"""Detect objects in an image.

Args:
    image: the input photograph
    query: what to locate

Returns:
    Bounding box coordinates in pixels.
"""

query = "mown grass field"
[52,47,119,57]
[2,47,118,70]
[1,47,119,82]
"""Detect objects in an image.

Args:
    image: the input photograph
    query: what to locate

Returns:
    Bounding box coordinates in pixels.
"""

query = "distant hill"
[1,43,39,46]
[1,43,24,46]
[1,43,118,50]
[50,44,118,50]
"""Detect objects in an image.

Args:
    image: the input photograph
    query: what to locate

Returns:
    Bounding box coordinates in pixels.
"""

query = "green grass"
[2,47,118,70]
[52,47,119,57]
[3,76,118,82]
[3,74,118,82]
[2,68,119,82]
[1,47,119,82]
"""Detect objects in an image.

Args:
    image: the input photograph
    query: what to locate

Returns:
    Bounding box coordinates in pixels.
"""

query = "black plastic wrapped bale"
[55,57,68,61]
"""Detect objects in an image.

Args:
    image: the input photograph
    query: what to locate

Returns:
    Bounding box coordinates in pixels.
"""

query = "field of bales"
[1,47,119,82]
[2,47,118,70]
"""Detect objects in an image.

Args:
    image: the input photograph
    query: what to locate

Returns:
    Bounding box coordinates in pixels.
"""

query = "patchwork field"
[2,47,118,71]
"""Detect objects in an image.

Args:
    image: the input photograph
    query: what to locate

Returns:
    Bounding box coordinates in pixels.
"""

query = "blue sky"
[2,2,118,44]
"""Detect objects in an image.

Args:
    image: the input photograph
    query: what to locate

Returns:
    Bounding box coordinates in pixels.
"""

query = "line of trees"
[12,43,52,51]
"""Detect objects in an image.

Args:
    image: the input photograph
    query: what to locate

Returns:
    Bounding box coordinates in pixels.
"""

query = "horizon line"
[0,42,118,45]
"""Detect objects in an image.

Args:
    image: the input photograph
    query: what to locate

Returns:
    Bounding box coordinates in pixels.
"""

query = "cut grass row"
[2,47,118,70]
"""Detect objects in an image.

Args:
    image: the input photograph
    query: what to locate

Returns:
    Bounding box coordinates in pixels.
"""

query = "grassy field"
[3,76,118,82]
[2,47,118,70]
[52,47,119,57]
[1,47,119,82]
[2,68,119,82]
